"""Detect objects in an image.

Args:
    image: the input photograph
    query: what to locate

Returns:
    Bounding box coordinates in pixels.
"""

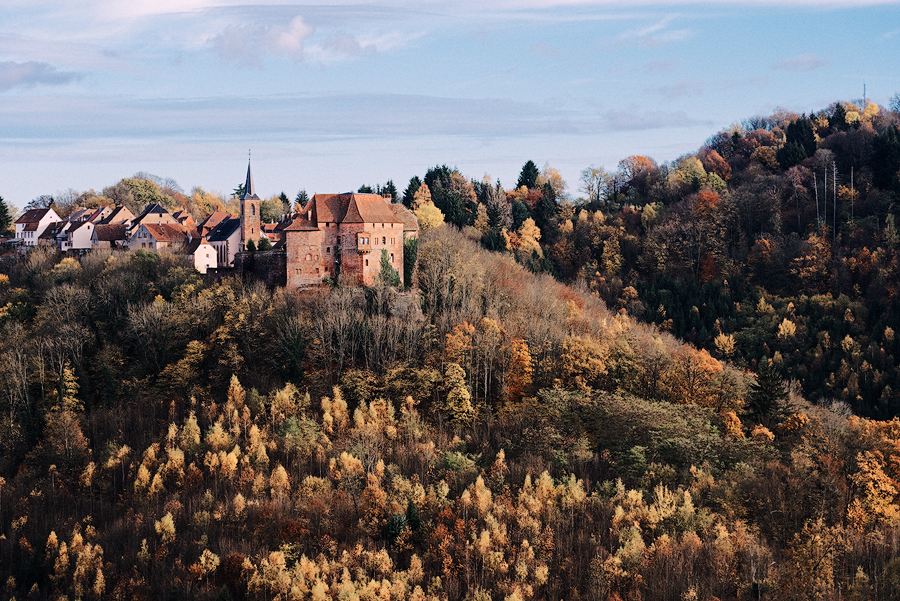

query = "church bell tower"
[240,157,261,250]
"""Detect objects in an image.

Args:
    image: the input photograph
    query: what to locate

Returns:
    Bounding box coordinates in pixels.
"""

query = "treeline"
[3,227,900,599]
[396,99,900,419]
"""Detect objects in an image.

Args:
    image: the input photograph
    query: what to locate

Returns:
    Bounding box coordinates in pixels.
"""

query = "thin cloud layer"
[0,61,81,91]
[772,53,830,72]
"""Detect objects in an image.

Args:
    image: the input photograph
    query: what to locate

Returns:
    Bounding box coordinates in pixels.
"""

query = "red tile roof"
[94,224,128,242]
[16,208,52,224]
[143,223,198,243]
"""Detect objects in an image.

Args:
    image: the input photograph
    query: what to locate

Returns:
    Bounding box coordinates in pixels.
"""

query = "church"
[237,161,418,287]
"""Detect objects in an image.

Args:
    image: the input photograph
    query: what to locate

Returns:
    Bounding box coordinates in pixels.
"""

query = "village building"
[224,161,418,287]
[64,219,98,251]
[172,209,197,229]
[128,202,177,233]
[130,223,197,251]
[186,237,217,274]
[92,224,129,249]
[281,192,416,287]
[15,207,61,247]
[199,211,232,237]
[207,217,242,268]
[99,205,135,226]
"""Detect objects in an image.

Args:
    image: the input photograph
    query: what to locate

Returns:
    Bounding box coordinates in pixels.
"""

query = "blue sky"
[1,0,899,209]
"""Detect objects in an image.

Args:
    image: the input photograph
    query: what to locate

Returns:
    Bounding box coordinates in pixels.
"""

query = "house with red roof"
[15,207,61,247]
[282,192,416,287]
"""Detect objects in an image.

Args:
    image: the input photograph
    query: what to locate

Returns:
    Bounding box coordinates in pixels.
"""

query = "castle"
[237,161,418,287]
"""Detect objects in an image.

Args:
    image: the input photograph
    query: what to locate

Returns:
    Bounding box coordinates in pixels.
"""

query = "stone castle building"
[236,162,418,287]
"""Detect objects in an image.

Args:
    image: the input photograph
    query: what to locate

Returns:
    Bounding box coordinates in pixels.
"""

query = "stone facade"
[281,193,414,287]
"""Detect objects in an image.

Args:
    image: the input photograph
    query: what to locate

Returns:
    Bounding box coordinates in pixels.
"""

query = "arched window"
[251,205,256,216]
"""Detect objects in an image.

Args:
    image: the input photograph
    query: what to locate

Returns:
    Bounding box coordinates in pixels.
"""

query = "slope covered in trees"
[3,225,900,600]
[396,99,900,419]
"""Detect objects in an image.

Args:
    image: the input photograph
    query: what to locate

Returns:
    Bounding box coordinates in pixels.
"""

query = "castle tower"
[240,159,261,249]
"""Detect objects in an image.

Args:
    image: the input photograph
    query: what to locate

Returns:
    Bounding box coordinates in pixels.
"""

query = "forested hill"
[3,225,900,600]
[401,99,900,419]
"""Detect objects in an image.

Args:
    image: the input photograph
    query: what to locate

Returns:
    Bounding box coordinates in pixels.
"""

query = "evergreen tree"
[777,141,808,170]
[258,236,272,251]
[295,189,310,209]
[403,236,418,288]
[402,176,421,208]
[246,238,256,252]
[533,182,558,240]
[377,249,401,287]
[382,180,399,202]
[511,200,531,230]
[517,160,540,189]
[873,125,900,190]
[0,195,12,237]
[358,184,374,193]
[746,358,788,425]
[832,103,848,132]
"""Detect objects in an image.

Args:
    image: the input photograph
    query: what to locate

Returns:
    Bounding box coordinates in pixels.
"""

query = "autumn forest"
[2,97,900,600]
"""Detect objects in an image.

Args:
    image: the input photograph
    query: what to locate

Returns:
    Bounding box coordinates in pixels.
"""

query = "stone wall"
[339,221,404,285]
[233,249,287,288]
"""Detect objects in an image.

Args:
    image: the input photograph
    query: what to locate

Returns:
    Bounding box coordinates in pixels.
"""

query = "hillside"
[2,223,900,600]
[398,99,900,420]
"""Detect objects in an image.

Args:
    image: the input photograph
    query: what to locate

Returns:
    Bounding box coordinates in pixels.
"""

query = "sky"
[1,0,899,210]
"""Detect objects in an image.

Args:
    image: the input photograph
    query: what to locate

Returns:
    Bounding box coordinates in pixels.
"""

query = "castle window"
[365,259,368,267]
[326,247,331,253]
[251,205,256,216]
[382,237,386,245]
[390,253,394,263]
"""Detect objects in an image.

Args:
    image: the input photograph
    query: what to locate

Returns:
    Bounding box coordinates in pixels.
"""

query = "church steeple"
[240,154,261,249]
[242,157,259,200]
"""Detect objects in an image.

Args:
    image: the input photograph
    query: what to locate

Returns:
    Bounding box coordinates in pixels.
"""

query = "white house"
[206,217,242,267]
[64,219,97,251]
[186,237,217,274]
[15,208,61,247]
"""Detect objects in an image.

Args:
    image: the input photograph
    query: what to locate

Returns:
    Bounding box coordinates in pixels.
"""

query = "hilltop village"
[9,163,419,287]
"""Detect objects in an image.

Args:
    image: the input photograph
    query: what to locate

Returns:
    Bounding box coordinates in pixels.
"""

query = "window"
[306,253,312,261]
[390,253,394,263]
[382,237,386,245]
[326,247,331,253]
[251,205,256,216]
[365,259,369,267]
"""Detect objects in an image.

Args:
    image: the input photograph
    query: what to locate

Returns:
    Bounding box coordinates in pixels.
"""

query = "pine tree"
[746,358,788,425]
[0,195,12,237]
[517,160,540,189]
[403,176,422,208]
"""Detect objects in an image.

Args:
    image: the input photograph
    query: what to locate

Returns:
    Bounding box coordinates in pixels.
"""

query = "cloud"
[0,61,81,91]
[647,79,703,99]
[315,32,377,60]
[644,59,677,74]
[772,53,830,72]
[601,108,711,132]
[616,15,692,47]
[210,16,313,65]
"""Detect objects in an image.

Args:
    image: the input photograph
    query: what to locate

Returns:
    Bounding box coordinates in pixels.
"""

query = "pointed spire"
[242,156,259,200]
